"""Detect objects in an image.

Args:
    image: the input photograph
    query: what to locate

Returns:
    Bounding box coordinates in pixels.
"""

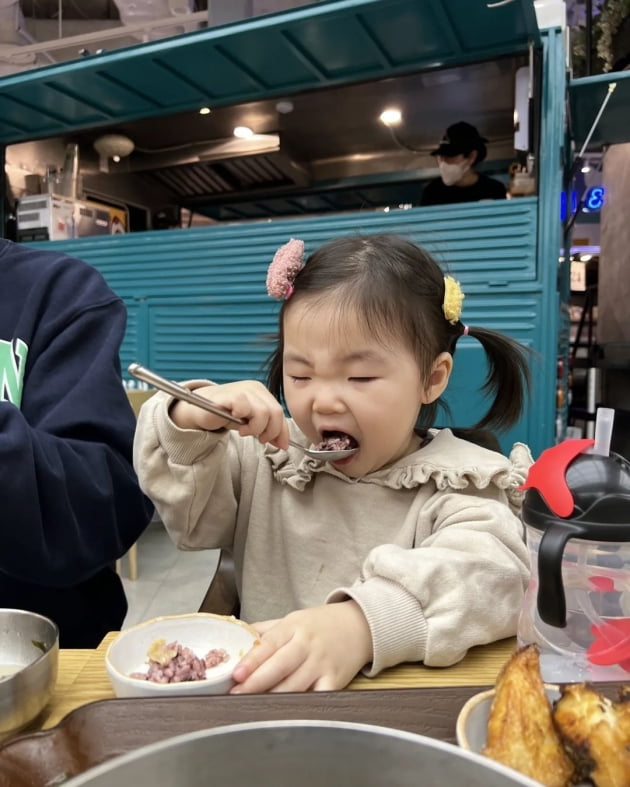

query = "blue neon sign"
[560,186,605,221]
[584,186,605,211]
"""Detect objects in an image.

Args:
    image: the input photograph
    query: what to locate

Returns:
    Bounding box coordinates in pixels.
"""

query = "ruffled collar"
[264,423,533,507]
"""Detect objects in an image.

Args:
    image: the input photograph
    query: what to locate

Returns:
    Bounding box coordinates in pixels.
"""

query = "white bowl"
[456,684,560,752]
[105,613,259,698]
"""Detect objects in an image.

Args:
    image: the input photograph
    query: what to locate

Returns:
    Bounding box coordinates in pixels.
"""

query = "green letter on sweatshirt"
[0,338,28,407]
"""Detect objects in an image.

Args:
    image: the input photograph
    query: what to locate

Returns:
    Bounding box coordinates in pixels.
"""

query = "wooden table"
[42,633,516,730]
[0,635,519,787]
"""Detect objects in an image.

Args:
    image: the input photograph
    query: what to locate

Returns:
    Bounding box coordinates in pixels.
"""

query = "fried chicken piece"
[482,645,575,787]
[553,683,630,787]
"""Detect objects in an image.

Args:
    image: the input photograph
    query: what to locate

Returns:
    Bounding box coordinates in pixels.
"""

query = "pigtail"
[464,325,531,431]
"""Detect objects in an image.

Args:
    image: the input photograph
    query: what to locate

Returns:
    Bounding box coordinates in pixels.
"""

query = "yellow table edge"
[41,634,515,730]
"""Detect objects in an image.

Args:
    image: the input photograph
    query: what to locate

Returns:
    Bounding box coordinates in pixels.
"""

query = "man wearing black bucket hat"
[421,121,507,206]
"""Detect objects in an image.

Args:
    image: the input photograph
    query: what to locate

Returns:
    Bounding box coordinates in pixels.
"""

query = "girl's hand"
[169,380,289,449]
[230,601,373,693]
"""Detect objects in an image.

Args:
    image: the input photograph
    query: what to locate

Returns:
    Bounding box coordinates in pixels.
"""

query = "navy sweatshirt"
[0,240,154,647]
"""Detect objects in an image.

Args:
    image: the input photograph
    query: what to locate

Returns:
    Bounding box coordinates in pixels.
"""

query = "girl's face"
[282,299,452,478]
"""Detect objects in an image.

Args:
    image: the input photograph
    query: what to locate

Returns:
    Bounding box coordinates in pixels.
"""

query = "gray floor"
[119,518,220,629]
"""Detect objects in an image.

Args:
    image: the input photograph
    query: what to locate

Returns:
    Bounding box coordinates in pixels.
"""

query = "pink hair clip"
[266,238,305,300]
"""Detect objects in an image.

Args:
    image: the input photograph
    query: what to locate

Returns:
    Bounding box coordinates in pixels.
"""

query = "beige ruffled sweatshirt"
[133,391,532,676]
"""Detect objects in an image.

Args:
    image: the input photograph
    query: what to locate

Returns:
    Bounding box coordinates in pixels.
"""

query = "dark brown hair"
[266,233,530,432]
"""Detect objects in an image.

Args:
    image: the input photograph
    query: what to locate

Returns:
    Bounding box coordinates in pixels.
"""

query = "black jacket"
[0,240,153,646]
[421,174,507,206]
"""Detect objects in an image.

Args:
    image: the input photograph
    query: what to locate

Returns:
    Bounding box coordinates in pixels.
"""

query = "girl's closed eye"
[290,375,310,383]
[349,377,377,383]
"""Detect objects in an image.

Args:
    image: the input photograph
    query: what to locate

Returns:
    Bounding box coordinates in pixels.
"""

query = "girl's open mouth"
[314,431,359,452]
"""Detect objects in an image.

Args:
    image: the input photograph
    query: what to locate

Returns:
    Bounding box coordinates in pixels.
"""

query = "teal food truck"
[2,0,628,458]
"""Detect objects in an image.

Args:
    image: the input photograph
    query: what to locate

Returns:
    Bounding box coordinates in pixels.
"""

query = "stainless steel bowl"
[0,609,59,738]
[63,720,541,786]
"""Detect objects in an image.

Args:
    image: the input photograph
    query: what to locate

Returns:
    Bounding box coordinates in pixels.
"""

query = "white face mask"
[438,160,470,186]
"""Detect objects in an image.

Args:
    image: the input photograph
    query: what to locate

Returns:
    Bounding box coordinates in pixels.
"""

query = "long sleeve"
[0,291,153,587]
[133,389,243,551]
[134,392,531,673]
[328,456,530,675]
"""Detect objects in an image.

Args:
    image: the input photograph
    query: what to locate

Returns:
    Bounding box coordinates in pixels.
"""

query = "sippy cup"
[517,408,630,682]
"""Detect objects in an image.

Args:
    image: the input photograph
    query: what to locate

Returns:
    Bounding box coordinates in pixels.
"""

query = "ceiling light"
[93,133,135,172]
[275,100,294,114]
[112,154,121,163]
[581,164,591,173]
[199,106,211,115]
[233,126,254,139]
[379,108,402,127]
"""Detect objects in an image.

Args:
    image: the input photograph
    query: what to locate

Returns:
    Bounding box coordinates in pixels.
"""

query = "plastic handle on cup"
[537,520,587,628]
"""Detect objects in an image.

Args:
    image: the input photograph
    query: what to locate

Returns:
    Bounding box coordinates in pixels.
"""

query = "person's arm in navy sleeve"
[0,296,153,587]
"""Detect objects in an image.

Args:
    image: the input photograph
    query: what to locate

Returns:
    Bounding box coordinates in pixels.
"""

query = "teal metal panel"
[445,0,537,55]
[28,193,558,456]
[535,28,568,450]
[42,74,159,116]
[0,0,540,145]
[163,46,266,98]
[360,0,462,65]
[569,70,630,149]
[404,200,538,286]
[261,18,384,79]
[214,30,325,89]
[441,293,539,451]
[102,61,205,108]
[148,302,277,380]
[0,95,63,134]
[0,86,104,130]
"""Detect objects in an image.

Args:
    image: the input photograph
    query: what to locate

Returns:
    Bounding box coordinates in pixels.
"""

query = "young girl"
[133,233,532,694]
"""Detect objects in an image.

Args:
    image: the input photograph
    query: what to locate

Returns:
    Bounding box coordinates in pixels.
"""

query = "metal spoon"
[128,363,359,462]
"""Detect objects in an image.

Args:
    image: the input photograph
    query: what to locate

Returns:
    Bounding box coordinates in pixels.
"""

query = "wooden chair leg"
[115,544,139,580]
[127,542,138,581]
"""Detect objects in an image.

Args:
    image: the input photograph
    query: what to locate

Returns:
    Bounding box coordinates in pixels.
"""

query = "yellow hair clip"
[442,276,464,324]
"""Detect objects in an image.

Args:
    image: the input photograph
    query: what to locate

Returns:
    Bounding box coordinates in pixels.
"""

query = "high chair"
[198,550,240,617]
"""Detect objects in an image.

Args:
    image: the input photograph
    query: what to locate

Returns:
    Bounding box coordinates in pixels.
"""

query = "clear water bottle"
[517,409,630,682]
